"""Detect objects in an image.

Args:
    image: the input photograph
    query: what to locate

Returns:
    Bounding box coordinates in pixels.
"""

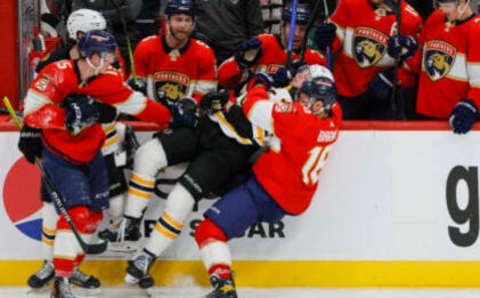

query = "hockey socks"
[144,184,194,256]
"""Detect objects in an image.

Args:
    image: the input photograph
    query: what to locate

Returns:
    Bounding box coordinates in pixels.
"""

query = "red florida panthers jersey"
[243,85,342,215]
[330,0,422,97]
[406,11,480,118]
[133,35,217,104]
[218,34,327,88]
[24,60,171,163]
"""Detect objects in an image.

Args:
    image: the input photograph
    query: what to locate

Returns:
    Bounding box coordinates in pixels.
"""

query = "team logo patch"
[153,71,190,102]
[34,75,50,91]
[424,40,456,82]
[353,27,388,68]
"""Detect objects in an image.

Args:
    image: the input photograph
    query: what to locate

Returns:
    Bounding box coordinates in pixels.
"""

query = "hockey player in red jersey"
[127,0,217,106]
[217,2,327,89]
[21,30,183,298]
[18,9,108,291]
[315,0,422,119]
[405,0,480,133]
[194,65,342,297]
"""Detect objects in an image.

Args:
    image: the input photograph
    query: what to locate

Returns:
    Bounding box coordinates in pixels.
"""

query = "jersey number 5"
[302,145,332,186]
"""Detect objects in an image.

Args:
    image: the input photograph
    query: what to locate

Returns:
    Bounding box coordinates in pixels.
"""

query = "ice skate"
[204,274,238,298]
[51,277,76,298]
[124,249,156,288]
[27,260,55,288]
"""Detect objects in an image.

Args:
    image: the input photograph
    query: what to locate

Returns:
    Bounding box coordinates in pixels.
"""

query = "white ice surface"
[1,287,480,298]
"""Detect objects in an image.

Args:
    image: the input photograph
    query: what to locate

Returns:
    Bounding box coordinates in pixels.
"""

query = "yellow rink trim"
[3,260,480,287]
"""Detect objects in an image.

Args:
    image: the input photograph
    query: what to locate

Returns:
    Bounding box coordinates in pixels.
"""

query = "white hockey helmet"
[309,64,334,82]
[66,9,107,41]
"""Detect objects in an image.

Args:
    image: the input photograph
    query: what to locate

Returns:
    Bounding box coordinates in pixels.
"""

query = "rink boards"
[1,121,480,287]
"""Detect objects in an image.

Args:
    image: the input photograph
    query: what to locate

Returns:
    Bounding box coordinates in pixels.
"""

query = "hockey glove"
[123,123,140,169]
[200,90,230,115]
[314,23,337,52]
[128,77,147,94]
[64,95,100,136]
[235,38,263,69]
[169,97,199,129]
[449,98,479,134]
[369,69,396,102]
[387,35,418,60]
[251,72,277,90]
[18,124,43,164]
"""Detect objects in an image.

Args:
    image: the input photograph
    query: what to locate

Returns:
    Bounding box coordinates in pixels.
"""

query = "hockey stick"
[389,0,402,114]
[2,97,108,255]
[300,0,322,61]
[322,0,332,69]
[286,0,298,69]
[108,0,138,83]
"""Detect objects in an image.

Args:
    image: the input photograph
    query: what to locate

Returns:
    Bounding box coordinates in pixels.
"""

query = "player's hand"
[251,72,276,90]
[369,69,396,102]
[387,35,418,60]
[64,94,100,136]
[128,77,147,94]
[200,90,230,115]
[449,98,478,134]
[314,23,336,51]
[235,38,263,68]
[169,97,199,129]
[123,123,140,169]
[18,124,42,164]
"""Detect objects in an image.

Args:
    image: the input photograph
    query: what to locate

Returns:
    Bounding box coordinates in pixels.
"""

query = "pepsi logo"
[2,157,42,241]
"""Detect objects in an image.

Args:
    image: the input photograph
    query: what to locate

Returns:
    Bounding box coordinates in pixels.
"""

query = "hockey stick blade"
[2,96,108,255]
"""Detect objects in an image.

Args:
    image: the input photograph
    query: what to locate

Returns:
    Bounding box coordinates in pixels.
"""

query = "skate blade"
[122,278,153,297]
[26,286,50,296]
[108,241,139,253]
[72,286,102,297]
[124,273,140,285]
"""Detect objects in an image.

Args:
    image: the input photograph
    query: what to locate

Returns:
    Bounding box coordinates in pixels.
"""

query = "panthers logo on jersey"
[353,27,388,68]
[424,40,456,82]
[153,71,190,103]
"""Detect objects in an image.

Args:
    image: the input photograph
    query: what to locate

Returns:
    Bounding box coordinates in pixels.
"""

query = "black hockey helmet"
[165,0,195,18]
[282,2,311,25]
[78,30,117,59]
[298,69,337,114]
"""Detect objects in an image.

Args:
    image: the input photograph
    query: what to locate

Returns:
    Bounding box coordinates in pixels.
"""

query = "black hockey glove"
[235,38,263,68]
[123,123,140,169]
[64,95,100,136]
[387,35,418,60]
[369,69,396,102]
[449,98,478,134]
[314,23,337,52]
[18,124,42,164]
[200,90,230,115]
[128,77,147,94]
[169,97,199,129]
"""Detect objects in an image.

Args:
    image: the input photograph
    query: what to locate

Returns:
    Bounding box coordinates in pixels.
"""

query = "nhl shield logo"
[353,27,388,68]
[424,40,456,82]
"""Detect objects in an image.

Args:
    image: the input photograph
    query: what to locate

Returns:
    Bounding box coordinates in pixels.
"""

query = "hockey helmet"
[282,2,311,25]
[77,30,117,59]
[298,66,336,113]
[67,9,107,40]
[165,0,195,17]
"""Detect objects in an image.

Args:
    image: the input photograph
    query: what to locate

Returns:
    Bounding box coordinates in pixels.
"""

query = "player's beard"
[170,28,190,43]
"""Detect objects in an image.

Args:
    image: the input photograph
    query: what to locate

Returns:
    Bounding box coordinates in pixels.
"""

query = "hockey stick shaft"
[286,0,298,69]
[2,97,108,255]
[300,0,322,61]
[390,0,402,114]
[109,0,138,83]
[322,0,331,69]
